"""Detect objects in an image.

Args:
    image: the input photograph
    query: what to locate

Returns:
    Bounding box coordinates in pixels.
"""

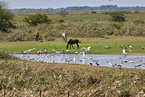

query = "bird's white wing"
[123,49,127,54]
[87,46,91,51]
[81,47,86,50]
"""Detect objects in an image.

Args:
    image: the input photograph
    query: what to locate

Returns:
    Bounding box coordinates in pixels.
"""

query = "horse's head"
[79,40,81,43]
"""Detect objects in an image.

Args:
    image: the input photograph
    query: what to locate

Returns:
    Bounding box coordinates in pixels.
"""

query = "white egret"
[108,62,115,67]
[140,46,144,49]
[115,63,122,68]
[129,49,132,53]
[22,48,36,54]
[135,63,142,68]
[129,45,132,48]
[44,48,48,54]
[123,49,127,56]
[79,52,85,57]
[105,46,111,49]
[81,46,91,52]
[37,50,42,54]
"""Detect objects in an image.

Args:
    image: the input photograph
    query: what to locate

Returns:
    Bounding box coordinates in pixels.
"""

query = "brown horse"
[66,39,80,49]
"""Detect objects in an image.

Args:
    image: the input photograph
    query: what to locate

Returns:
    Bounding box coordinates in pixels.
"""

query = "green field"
[1,36,145,54]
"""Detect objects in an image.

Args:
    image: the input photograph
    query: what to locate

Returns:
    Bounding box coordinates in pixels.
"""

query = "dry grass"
[0,59,145,96]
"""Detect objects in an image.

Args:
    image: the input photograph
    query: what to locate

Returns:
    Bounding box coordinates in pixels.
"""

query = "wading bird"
[54,45,57,49]
[140,46,144,49]
[22,48,36,54]
[135,63,142,68]
[37,50,42,54]
[123,49,127,56]
[105,46,111,49]
[129,44,133,48]
[81,46,91,52]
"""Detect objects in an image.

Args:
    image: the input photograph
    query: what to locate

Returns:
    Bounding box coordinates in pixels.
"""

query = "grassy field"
[1,36,145,54]
[0,59,145,96]
[0,11,145,96]
[0,10,145,41]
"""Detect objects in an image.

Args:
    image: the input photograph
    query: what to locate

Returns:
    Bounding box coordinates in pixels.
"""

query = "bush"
[91,11,97,14]
[133,19,144,25]
[58,19,65,23]
[110,11,126,22]
[0,2,16,33]
[110,22,122,30]
[23,12,52,26]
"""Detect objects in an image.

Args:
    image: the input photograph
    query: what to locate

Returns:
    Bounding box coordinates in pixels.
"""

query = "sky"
[2,0,145,9]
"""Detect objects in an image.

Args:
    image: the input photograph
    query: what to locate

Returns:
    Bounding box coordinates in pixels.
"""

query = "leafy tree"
[110,11,126,22]
[23,12,51,26]
[0,2,16,33]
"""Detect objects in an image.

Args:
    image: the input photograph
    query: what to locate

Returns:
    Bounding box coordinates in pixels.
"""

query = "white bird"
[37,50,42,54]
[140,46,144,49]
[22,48,36,54]
[27,48,36,51]
[22,50,28,54]
[105,46,111,49]
[66,50,70,53]
[129,61,134,63]
[135,63,142,68]
[115,63,122,68]
[108,62,115,67]
[129,49,132,53]
[81,46,91,52]
[123,49,127,56]
[79,52,85,57]
[129,45,133,48]
[44,48,48,54]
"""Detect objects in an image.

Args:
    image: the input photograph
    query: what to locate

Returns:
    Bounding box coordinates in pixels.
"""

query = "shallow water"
[12,54,145,69]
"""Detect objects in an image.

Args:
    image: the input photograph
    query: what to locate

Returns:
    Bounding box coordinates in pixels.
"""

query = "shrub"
[91,11,97,14]
[0,2,16,33]
[110,11,126,22]
[58,19,65,23]
[23,12,52,26]
[110,22,122,30]
[133,19,144,25]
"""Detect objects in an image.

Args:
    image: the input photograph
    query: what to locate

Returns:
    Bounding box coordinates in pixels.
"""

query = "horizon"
[8,5,145,9]
[2,0,145,9]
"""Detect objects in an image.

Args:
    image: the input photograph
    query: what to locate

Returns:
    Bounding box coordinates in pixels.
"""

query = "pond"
[12,54,145,69]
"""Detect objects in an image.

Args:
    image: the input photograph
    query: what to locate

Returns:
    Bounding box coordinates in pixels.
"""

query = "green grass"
[0,59,144,96]
[1,36,145,54]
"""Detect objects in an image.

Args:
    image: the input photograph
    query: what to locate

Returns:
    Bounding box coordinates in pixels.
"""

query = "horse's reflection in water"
[66,39,80,49]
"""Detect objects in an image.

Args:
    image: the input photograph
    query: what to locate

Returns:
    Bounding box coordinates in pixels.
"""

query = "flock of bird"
[11,44,145,69]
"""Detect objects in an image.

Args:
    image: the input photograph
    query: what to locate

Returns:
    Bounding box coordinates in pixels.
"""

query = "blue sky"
[2,0,145,9]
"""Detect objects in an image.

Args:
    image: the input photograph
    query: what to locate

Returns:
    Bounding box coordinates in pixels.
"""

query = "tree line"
[10,5,145,12]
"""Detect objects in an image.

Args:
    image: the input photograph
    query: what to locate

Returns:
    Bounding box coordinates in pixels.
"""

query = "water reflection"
[12,54,145,69]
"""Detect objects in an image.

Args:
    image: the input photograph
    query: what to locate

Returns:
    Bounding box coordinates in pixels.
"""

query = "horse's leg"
[70,44,71,49]
[72,45,74,49]
[66,44,69,49]
[77,43,79,49]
